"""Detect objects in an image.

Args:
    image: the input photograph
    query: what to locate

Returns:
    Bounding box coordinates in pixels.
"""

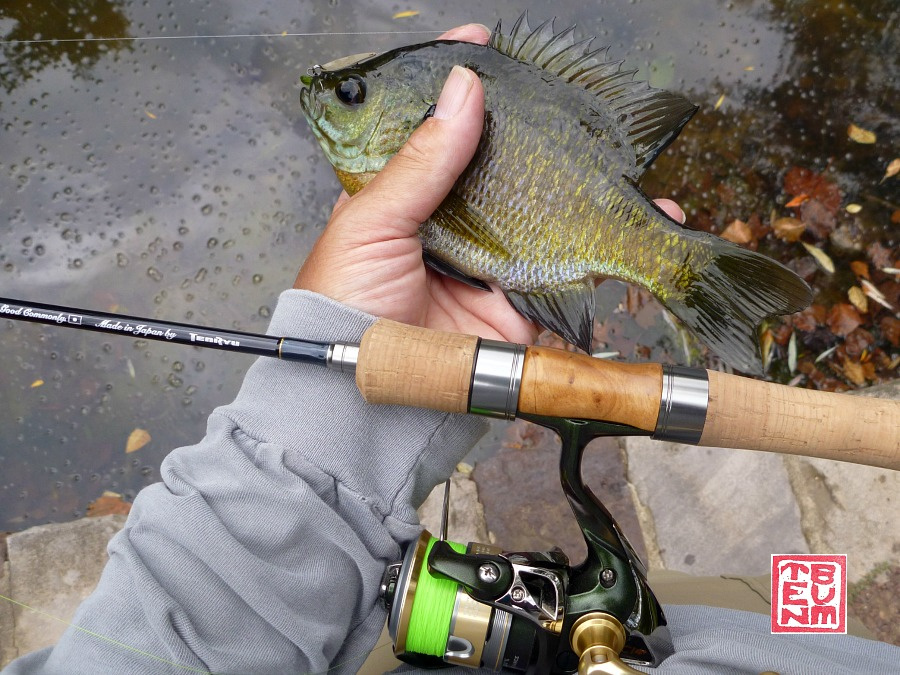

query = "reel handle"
[355,319,900,469]
[569,614,642,675]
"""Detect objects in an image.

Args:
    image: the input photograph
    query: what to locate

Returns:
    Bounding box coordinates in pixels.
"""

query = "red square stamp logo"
[771,554,847,634]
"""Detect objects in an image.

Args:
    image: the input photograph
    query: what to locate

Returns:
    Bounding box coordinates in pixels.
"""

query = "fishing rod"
[2,296,898,470]
[4,295,899,674]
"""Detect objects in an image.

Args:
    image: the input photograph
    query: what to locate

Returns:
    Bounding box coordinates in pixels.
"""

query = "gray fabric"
[4,290,899,675]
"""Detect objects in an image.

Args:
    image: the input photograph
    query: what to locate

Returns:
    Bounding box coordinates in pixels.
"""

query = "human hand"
[294,24,685,345]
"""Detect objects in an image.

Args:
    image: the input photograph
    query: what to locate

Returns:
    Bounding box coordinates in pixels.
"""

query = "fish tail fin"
[662,239,812,375]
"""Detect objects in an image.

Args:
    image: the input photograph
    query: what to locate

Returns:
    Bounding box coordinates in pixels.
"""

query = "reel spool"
[383,531,539,671]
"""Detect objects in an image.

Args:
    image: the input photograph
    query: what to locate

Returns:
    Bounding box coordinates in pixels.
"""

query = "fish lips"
[299,75,325,121]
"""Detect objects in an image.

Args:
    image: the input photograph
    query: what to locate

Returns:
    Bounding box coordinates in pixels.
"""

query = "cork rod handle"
[700,370,900,470]
[356,320,478,413]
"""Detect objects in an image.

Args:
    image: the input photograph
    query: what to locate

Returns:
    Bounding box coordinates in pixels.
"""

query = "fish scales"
[301,16,812,374]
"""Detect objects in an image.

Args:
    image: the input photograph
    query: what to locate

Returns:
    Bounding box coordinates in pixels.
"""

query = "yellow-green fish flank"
[300,15,812,374]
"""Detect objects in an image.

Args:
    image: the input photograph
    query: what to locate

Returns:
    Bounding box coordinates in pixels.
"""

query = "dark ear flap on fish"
[423,251,491,291]
[490,13,697,177]
[505,282,596,353]
[662,240,813,375]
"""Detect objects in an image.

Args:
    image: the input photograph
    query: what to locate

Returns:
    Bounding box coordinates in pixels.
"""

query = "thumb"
[342,66,484,241]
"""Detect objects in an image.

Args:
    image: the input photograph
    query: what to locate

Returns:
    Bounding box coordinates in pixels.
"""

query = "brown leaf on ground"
[125,428,151,453]
[847,123,876,144]
[881,316,900,347]
[848,286,868,313]
[867,241,894,269]
[720,219,755,245]
[87,491,132,517]
[793,304,827,332]
[826,304,862,337]
[800,198,837,239]
[785,194,809,208]
[849,260,870,280]
[783,166,842,212]
[843,328,874,358]
[771,322,793,346]
[839,358,867,386]
[773,217,806,242]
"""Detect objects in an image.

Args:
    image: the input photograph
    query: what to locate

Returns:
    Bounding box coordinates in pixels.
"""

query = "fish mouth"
[299,70,325,121]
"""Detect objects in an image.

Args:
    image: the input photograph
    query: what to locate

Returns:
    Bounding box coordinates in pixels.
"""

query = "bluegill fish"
[300,15,812,374]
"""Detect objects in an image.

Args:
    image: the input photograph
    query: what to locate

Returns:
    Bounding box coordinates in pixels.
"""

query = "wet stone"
[4,515,127,662]
[473,420,647,566]
[624,437,808,576]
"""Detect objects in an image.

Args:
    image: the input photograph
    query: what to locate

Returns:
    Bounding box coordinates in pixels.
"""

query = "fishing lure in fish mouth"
[299,13,812,375]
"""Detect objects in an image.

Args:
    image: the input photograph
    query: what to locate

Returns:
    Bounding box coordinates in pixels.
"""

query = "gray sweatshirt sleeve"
[3,290,488,675]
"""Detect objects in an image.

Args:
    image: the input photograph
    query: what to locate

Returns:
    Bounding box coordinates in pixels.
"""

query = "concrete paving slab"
[5,514,126,663]
[624,438,809,576]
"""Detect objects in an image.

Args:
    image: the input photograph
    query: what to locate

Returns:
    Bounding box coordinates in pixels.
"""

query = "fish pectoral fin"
[435,192,513,261]
[423,251,492,291]
[505,282,595,353]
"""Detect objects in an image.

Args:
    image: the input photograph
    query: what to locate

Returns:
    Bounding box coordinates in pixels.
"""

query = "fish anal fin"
[505,282,595,353]
[423,251,491,291]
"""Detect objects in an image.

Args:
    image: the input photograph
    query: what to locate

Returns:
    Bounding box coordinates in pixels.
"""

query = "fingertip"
[438,23,491,44]
[655,198,686,224]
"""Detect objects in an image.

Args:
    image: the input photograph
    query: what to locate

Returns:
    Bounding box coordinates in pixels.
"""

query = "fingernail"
[434,65,474,120]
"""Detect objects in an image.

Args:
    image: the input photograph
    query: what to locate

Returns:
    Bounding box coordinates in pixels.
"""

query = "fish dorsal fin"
[490,13,698,176]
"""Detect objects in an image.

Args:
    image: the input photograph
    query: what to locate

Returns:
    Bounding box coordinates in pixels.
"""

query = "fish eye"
[335,75,366,106]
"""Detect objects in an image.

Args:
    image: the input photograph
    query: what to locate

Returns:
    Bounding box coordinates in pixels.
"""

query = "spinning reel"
[380,415,674,674]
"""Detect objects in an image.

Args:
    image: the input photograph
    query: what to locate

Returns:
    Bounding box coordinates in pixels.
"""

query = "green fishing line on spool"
[405,537,467,657]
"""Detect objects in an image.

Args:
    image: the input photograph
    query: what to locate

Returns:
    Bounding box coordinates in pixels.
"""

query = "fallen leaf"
[783,167,842,213]
[849,260,870,279]
[826,303,862,336]
[793,304,826,331]
[841,359,866,385]
[30,379,44,388]
[861,278,894,310]
[761,329,774,372]
[772,216,806,242]
[788,331,797,373]
[785,194,809,208]
[815,345,838,363]
[145,110,157,120]
[847,123,875,144]
[848,286,868,313]
[881,158,900,183]
[126,428,151,453]
[87,491,132,517]
[883,267,900,276]
[843,327,874,357]
[743,66,755,71]
[845,203,862,214]
[720,219,754,245]
[392,10,420,19]
[714,94,725,110]
[801,241,835,273]
[881,316,900,347]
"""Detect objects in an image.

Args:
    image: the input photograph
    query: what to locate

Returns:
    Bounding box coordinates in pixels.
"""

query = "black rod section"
[0,297,331,366]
